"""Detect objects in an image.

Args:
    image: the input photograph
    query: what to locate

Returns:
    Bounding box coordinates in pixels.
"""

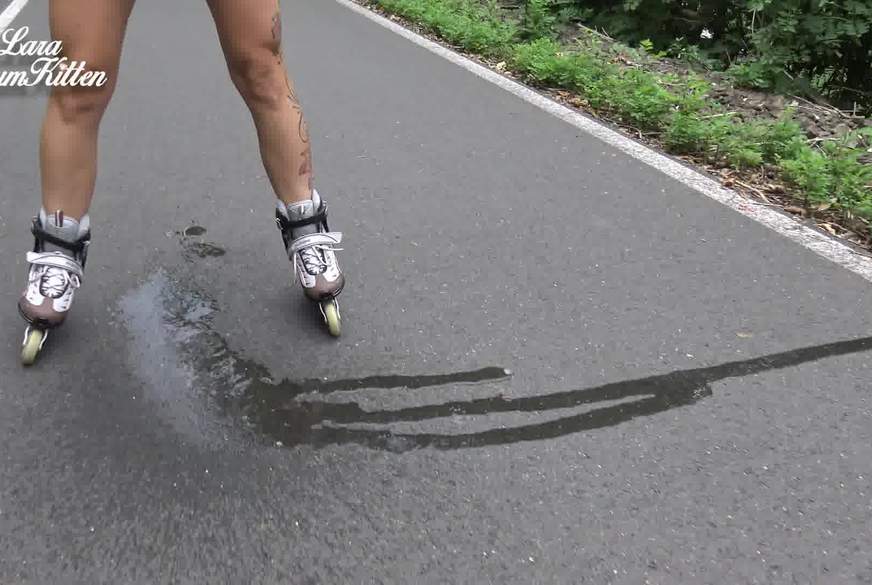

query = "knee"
[227,51,287,110]
[51,82,115,125]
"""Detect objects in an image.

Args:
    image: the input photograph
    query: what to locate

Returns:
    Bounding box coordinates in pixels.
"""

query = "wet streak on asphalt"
[120,270,872,453]
[177,227,227,259]
[3,1,872,579]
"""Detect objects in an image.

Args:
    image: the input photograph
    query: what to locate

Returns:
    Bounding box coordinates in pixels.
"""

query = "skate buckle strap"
[289,232,343,254]
[31,219,90,254]
[280,202,329,231]
[25,251,85,278]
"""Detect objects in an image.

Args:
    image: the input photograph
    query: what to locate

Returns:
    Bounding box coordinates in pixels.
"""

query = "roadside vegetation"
[367,0,872,244]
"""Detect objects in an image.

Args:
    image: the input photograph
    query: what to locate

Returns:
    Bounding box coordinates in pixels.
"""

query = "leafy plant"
[780,149,832,206]
[375,0,872,222]
[519,0,557,40]
[666,39,720,71]
[378,0,517,55]
[554,3,593,26]
[639,39,666,59]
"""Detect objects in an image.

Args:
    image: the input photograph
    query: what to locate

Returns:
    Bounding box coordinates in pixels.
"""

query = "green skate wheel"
[322,300,341,338]
[21,328,45,366]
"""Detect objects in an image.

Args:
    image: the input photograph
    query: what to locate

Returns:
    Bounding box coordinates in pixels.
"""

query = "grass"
[370,0,872,226]
[377,0,516,56]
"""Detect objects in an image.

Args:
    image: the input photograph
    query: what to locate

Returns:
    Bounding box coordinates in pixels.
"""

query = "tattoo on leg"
[285,74,300,111]
[273,30,314,190]
[298,117,313,183]
[298,116,310,144]
[298,148,311,175]
[287,91,299,110]
[299,144,314,191]
[271,14,280,42]
[271,3,282,57]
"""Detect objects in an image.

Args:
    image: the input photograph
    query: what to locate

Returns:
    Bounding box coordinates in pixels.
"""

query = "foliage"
[518,0,556,40]
[374,0,872,220]
[506,0,872,111]
[377,0,516,55]
[740,0,872,107]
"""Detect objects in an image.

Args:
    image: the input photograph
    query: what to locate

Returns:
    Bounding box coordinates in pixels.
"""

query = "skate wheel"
[322,299,341,337]
[21,328,45,366]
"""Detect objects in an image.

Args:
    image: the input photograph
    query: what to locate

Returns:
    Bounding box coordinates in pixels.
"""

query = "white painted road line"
[0,0,28,32]
[336,0,872,284]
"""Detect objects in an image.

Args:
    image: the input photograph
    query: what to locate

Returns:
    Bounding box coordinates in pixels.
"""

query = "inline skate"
[276,190,344,336]
[18,210,90,365]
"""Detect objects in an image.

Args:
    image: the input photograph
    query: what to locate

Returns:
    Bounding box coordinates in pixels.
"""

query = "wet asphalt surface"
[2,1,872,583]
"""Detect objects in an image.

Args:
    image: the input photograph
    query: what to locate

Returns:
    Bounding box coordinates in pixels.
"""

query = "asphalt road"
[1,1,872,583]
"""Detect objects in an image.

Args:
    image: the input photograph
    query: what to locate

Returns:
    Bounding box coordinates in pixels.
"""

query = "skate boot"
[18,209,90,365]
[276,190,344,336]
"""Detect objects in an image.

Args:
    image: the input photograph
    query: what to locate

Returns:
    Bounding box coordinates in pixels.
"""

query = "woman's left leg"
[207,0,345,328]
[207,0,312,203]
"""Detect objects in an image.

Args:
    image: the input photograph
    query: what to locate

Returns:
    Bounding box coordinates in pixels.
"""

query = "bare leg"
[40,0,135,219]
[208,0,344,333]
[207,0,313,205]
[18,0,135,355]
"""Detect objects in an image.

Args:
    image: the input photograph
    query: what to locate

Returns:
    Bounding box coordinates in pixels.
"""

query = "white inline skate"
[276,190,345,336]
[18,210,90,365]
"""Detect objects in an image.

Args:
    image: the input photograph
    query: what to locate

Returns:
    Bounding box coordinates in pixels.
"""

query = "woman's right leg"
[41,0,135,218]
[19,0,134,349]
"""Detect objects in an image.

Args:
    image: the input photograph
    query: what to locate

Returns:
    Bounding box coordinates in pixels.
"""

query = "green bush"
[501,0,872,112]
[779,140,872,218]
[780,149,833,206]
[511,39,709,130]
[664,112,713,154]
[375,0,872,221]
[742,0,872,106]
[378,0,516,55]
[519,0,556,40]
[382,0,872,111]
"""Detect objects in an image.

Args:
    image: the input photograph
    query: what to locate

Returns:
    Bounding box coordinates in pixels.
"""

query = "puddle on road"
[184,225,207,237]
[184,242,226,258]
[119,271,512,451]
[176,226,226,259]
[120,271,872,452]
